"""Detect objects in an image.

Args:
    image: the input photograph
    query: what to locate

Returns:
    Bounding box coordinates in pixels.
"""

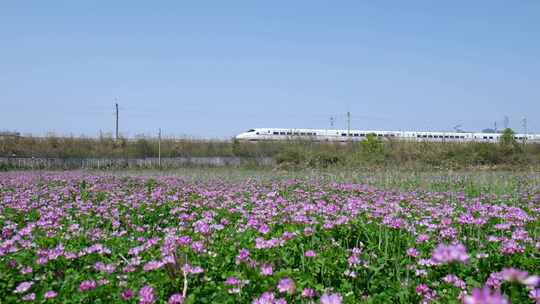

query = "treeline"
[273,138,540,169]
[0,134,286,159]
[1,133,539,169]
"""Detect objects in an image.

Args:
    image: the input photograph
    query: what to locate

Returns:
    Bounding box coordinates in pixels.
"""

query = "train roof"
[246,128,538,137]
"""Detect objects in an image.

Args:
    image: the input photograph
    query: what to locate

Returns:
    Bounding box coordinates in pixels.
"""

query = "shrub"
[274,148,306,166]
[308,151,344,168]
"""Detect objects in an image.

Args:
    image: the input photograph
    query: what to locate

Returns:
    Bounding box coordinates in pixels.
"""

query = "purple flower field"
[0,172,539,303]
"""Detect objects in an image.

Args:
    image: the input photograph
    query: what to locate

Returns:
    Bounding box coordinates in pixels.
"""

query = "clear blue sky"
[1,1,539,138]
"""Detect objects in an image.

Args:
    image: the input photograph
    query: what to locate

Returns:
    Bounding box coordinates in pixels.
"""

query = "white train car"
[235,128,540,143]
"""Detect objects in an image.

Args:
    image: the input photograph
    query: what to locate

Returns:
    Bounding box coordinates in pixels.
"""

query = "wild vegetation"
[0,172,539,303]
[1,130,539,170]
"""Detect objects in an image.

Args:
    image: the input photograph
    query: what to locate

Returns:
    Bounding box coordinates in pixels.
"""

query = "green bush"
[308,151,344,168]
[274,148,306,166]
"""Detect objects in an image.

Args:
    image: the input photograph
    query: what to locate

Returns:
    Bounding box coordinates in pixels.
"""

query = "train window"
[354,133,359,136]
[300,132,305,136]
[483,136,487,139]
[246,129,255,132]
[273,132,279,135]
[489,136,493,139]
[278,132,284,135]
[286,132,292,135]
[341,133,347,136]
[428,135,433,138]
[417,135,421,138]
[256,132,259,135]
[360,133,365,136]
[377,134,382,137]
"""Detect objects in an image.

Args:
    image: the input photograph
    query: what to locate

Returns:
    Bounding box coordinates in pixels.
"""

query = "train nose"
[235,133,247,140]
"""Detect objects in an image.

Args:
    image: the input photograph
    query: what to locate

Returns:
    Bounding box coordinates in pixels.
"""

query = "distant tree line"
[0,129,539,170]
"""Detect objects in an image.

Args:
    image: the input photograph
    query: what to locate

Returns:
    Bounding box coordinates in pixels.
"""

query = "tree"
[360,133,386,163]
[499,128,517,147]
[499,128,521,157]
[361,133,384,154]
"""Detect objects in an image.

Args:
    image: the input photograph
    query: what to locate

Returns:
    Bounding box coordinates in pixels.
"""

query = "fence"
[0,157,275,170]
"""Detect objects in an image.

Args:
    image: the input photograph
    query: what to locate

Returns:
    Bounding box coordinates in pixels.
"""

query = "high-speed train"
[235,128,540,143]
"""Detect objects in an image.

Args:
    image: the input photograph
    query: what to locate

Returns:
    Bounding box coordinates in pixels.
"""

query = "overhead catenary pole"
[522,117,527,146]
[347,111,351,139]
[158,128,162,168]
[115,101,119,141]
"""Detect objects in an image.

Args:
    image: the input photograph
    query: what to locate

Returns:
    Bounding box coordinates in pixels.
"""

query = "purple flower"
[139,285,155,304]
[416,234,430,243]
[44,290,57,299]
[15,281,33,293]
[252,292,275,304]
[143,260,164,272]
[260,264,273,276]
[302,288,315,298]
[20,266,33,275]
[529,289,540,303]
[237,249,250,260]
[277,278,295,295]
[415,284,430,295]
[320,293,343,304]
[7,259,18,268]
[500,239,524,255]
[79,280,97,292]
[258,225,270,234]
[122,289,134,300]
[462,287,509,304]
[347,254,360,267]
[94,262,116,274]
[407,248,419,258]
[431,243,469,264]
[22,293,36,301]
[178,236,191,246]
[304,250,316,258]
[191,241,204,253]
[225,277,241,285]
[168,293,184,304]
[496,268,540,287]
[189,266,204,274]
[443,274,466,289]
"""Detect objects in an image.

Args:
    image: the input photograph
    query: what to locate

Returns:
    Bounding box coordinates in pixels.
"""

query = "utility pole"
[347,111,351,137]
[115,100,119,141]
[330,116,335,128]
[522,117,527,146]
[158,128,162,169]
